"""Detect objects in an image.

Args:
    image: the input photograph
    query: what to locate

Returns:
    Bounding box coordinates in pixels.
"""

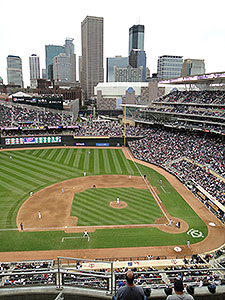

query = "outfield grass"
[0,148,208,251]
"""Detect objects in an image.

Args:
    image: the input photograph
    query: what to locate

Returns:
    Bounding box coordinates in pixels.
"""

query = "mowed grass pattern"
[0,147,208,251]
[0,148,138,229]
[71,188,163,226]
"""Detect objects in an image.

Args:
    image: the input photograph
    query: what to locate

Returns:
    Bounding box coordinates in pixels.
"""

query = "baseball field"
[0,147,224,260]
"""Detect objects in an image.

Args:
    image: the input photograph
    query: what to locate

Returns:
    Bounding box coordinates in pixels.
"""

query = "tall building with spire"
[129,24,144,54]
[128,24,146,81]
[81,16,104,100]
[7,55,24,87]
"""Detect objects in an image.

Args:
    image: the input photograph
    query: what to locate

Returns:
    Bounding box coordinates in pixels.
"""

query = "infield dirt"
[0,146,224,261]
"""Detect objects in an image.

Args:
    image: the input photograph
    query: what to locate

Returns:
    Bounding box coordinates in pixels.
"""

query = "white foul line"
[125,148,170,222]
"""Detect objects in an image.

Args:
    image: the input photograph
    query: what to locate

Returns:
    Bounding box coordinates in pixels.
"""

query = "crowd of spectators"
[76,121,147,137]
[63,272,109,289]
[171,160,225,205]
[0,260,54,287]
[154,90,225,105]
[128,128,224,177]
[115,267,164,289]
[0,257,224,293]
[165,265,224,287]
[146,105,225,119]
[12,261,53,271]
[0,102,73,128]
[128,128,225,212]
[114,262,225,291]
[3,272,55,286]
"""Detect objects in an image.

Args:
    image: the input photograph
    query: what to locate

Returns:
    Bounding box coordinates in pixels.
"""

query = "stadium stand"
[0,89,225,299]
[0,255,224,299]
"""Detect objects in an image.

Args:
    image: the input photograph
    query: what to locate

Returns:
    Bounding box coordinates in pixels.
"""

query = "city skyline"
[1,0,225,87]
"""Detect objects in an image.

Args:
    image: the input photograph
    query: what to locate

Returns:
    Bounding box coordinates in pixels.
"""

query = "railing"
[0,270,57,287]
[56,257,114,293]
[0,257,225,300]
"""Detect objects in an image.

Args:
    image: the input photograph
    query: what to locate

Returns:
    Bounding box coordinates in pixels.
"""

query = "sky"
[1,0,225,87]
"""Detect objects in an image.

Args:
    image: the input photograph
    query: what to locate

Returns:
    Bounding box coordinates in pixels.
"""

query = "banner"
[5,136,62,145]
[96,143,109,147]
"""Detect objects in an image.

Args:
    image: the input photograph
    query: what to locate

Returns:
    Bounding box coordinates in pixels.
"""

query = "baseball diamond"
[0,146,224,261]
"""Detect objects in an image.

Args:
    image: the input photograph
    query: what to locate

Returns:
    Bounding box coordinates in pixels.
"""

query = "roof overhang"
[159,71,225,85]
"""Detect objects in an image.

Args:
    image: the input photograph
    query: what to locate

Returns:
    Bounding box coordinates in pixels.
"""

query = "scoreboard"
[5,136,62,145]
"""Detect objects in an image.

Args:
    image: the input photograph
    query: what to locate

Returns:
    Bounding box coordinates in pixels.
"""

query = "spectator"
[114,270,145,300]
[166,278,194,300]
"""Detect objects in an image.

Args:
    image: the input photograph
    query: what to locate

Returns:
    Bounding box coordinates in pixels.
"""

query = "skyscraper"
[64,38,75,56]
[106,56,129,82]
[129,49,146,81]
[181,59,205,77]
[45,45,65,80]
[81,16,104,100]
[114,65,143,82]
[64,38,76,82]
[53,53,71,82]
[29,54,40,88]
[7,55,24,87]
[129,24,144,54]
[157,55,183,80]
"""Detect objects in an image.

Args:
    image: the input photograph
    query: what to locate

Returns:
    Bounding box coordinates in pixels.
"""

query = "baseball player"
[30,191,33,197]
[20,222,23,230]
[168,219,172,226]
[187,240,190,248]
[176,221,180,228]
[38,211,42,219]
[83,230,89,237]
[117,197,120,205]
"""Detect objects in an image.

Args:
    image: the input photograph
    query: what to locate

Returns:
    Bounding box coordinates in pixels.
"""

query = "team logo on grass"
[187,228,204,238]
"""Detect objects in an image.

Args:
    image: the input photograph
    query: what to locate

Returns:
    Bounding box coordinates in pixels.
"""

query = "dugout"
[192,181,225,222]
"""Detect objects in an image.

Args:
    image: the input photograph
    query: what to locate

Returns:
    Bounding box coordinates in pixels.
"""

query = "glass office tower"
[45,45,65,80]
[129,24,144,54]
[106,56,129,82]
[7,55,24,87]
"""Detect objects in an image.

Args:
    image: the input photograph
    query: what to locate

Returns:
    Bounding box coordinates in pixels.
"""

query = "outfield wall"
[0,135,141,148]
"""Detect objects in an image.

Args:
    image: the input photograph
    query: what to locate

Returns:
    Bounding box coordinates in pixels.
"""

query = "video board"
[5,136,62,145]
[12,96,63,110]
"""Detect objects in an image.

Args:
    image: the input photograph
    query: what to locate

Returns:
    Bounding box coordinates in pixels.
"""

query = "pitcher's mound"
[110,201,127,209]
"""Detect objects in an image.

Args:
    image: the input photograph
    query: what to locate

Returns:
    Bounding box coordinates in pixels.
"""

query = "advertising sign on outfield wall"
[96,143,109,146]
[74,143,87,146]
[5,136,62,145]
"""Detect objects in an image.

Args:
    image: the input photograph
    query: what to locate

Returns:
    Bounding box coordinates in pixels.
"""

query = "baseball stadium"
[0,74,225,299]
